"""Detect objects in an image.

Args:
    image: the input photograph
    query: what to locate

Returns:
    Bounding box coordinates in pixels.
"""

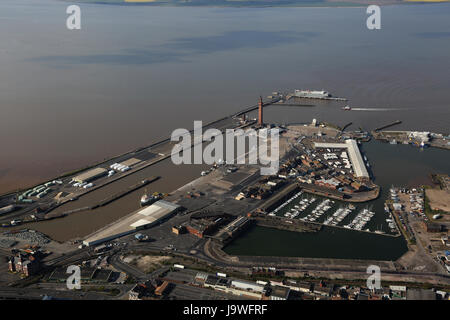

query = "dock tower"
[258,96,263,126]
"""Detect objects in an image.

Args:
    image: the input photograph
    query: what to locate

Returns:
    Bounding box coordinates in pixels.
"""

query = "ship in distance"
[294,89,332,99]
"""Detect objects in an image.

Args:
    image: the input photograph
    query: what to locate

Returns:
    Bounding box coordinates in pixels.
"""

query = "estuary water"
[1,0,450,194]
[1,1,450,251]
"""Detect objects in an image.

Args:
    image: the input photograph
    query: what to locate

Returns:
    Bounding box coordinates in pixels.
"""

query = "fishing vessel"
[140,190,162,206]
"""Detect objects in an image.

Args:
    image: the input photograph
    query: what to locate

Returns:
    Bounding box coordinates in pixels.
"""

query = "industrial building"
[195,272,267,299]
[83,200,180,246]
[129,282,155,300]
[225,279,266,299]
[8,252,41,277]
[73,167,108,184]
[109,158,142,173]
[155,281,170,296]
[119,158,141,167]
[423,222,444,233]
[314,140,369,178]
[185,218,222,238]
[270,286,291,300]
[183,211,231,239]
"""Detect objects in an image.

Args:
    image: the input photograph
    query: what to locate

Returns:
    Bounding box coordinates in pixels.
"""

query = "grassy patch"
[424,192,447,221]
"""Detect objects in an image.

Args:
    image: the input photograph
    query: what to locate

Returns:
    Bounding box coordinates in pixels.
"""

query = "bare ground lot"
[426,189,450,214]
[124,254,171,273]
[285,124,340,140]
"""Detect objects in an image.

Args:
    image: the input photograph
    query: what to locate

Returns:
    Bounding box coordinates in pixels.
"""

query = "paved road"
[109,254,148,281]
[30,282,134,299]
[44,247,93,267]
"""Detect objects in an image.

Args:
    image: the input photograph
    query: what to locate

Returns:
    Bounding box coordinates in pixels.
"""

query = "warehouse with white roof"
[73,167,108,184]
[83,200,180,246]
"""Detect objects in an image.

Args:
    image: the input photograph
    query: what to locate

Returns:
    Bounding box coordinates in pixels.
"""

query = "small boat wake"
[351,107,407,111]
[342,106,411,112]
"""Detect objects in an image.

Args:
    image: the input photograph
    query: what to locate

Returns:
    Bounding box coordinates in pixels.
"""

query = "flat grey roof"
[345,139,369,178]
[73,167,107,183]
[120,158,141,167]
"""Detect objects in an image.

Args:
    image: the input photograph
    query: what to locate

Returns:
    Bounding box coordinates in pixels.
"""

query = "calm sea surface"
[1,0,450,194]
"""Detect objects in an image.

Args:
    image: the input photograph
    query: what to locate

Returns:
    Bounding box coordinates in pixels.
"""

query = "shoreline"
[2,95,449,243]
[0,115,231,198]
[2,102,448,199]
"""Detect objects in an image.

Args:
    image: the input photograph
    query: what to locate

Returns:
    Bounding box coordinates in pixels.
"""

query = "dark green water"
[224,140,450,260]
[224,225,407,261]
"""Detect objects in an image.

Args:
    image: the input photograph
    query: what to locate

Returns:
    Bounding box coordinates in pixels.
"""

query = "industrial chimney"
[258,96,263,126]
